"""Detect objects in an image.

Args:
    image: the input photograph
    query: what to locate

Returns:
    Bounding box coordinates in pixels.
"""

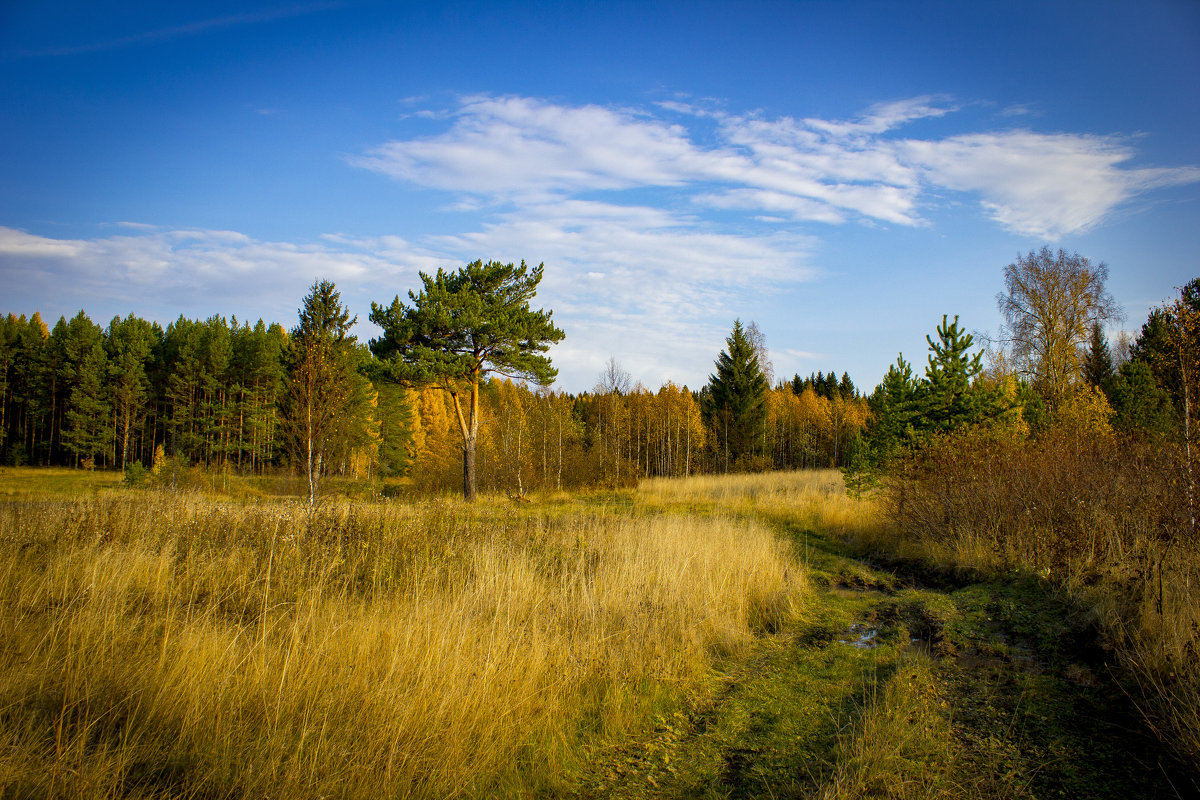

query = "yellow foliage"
[1053,384,1114,440]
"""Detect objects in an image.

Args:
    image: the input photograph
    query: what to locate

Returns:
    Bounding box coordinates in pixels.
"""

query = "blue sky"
[2,0,1198,392]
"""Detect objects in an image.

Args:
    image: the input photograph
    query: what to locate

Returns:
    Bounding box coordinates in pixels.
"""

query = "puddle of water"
[838,623,879,648]
[905,637,933,657]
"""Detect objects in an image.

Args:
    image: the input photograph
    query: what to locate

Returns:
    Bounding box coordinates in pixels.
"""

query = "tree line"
[857,248,1197,470]
[0,263,868,499]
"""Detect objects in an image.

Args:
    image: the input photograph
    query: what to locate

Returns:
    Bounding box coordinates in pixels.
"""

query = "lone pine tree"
[369,260,564,501]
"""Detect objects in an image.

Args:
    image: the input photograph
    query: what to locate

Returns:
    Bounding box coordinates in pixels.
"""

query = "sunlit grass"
[0,465,123,499]
[639,468,884,532]
[0,481,807,798]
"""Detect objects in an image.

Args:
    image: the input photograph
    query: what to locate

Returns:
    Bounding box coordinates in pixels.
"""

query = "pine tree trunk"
[463,436,477,501]
[451,376,481,502]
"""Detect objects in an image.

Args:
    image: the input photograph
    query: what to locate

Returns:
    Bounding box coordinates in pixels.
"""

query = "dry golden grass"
[0,484,805,798]
[639,468,884,534]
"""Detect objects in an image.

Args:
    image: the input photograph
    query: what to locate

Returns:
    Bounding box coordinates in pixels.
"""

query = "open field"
[0,466,1194,798]
[0,469,805,798]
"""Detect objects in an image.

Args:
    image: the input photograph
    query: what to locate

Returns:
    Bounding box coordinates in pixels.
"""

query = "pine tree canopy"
[295,279,357,343]
[368,260,564,387]
[922,314,985,432]
[368,259,563,500]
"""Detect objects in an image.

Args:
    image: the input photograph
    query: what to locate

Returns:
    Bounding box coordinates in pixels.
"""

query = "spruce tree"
[703,319,768,471]
[1082,321,1115,390]
[865,355,919,463]
[838,372,856,399]
[1109,360,1176,435]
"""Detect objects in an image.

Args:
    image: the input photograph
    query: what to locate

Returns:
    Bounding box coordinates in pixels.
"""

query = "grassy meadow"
[0,467,810,798]
[1,464,1195,798]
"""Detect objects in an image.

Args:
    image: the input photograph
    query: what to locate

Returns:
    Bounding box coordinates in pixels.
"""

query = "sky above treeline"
[2,0,1198,393]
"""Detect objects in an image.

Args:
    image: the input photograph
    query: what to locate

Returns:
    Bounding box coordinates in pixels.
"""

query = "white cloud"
[0,218,813,390]
[351,95,703,198]
[8,95,1199,392]
[0,226,432,333]
[353,94,935,226]
[901,131,1200,238]
[354,94,1200,240]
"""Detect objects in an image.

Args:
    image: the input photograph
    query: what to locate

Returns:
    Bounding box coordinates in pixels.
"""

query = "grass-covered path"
[573,479,1191,800]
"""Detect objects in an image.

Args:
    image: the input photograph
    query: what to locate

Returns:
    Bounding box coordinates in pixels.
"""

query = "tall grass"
[0,490,805,798]
[639,468,882,535]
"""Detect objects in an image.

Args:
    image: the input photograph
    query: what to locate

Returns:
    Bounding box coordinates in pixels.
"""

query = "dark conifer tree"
[1109,360,1176,435]
[106,314,158,469]
[920,315,987,433]
[815,371,828,398]
[1082,321,1115,390]
[58,311,110,466]
[838,372,856,399]
[703,319,768,471]
[865,355,919,463]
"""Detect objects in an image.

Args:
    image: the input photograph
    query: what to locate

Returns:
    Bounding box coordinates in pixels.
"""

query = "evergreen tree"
[374,381,417,477]
[1131,278,1200,414]
[864,355,920,463]
[920,314,989,433]
[0,316,15,461]
[1109,360,1176,435]
[703,319,769,471]
[369,260,564,501]
[199,316,233,468]
[164,316,205,464]
[20,313,53,465]
[285,280,373,504]
[1082,321,1115,390]
[58,311,110,466]
[230,319,287,472]
[105,314,158,469]
[838,372,856,399]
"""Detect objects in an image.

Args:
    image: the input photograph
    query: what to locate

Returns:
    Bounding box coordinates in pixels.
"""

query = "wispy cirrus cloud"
[899,131,1200,238]
[354,94,1200,238]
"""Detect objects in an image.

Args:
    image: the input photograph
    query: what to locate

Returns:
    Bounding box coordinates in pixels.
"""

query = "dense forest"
[0,285,868,494]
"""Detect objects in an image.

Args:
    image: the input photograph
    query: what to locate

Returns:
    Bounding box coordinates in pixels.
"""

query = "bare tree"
[997,247,1121,407]
[745,320,775,386]
[598,356,632,395]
